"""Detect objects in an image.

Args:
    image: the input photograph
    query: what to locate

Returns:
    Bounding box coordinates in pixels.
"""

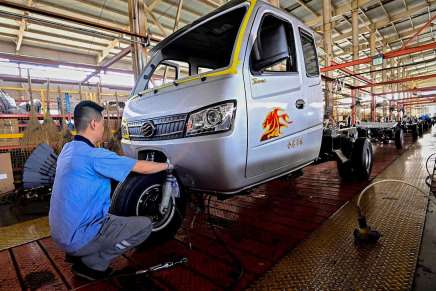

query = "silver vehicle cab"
[111,0,368,242]
[120,0,322,194]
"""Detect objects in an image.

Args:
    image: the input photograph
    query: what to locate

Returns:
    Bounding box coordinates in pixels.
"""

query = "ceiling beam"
[402,14,436,48]
[305,0,372,27]
[173,0,183,31]
[355,73,436,89]
[331,1,435,43]
[0,0,147,39]
[0,73,132,91]
[0,52,131,73]
[373,85,436,96]
[148,0,163,11]
[15,0,32,52]
[322,41,436,72]
[333,25,435,58]
[15,18,26,51]
[97,39,121,64]
[83,46,132,83]
[144,4,169,37]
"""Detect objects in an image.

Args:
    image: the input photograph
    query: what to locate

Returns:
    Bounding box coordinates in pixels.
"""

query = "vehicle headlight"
[121,119,130,140]
[186,101,236,137]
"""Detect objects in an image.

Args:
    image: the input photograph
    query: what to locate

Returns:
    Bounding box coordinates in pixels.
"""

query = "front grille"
[128,113,187,141]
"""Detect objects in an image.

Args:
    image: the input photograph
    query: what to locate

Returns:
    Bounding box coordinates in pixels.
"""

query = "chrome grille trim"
[127,113,187,141]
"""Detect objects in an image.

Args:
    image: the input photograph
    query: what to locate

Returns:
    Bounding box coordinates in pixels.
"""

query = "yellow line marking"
[0,133,24,139]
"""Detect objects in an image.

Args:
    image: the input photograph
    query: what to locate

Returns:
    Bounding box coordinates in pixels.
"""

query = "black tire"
[357,127,368,138]
[351,137,373,180]
[340,136,354,158]
[337,160,353,180]
[395,128,404,149]
[423,122,429,131]
[412,125,418,141]
[110,172,187,245]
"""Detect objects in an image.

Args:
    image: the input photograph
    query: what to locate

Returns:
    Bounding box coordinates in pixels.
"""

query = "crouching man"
[49,100,170,281]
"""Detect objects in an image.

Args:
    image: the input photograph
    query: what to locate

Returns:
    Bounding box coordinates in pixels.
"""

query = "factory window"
[299,29,319,77]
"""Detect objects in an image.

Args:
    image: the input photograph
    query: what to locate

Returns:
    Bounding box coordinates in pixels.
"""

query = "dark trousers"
[69,214,152,271]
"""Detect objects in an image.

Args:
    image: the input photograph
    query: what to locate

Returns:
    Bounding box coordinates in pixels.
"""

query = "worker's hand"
[166,161,174,171]
[132,160,170,175]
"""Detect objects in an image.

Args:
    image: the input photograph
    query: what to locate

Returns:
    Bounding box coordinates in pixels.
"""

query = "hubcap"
[136,184,175,232]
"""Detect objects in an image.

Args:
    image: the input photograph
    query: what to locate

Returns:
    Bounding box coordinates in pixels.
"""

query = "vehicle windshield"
[138,4,248,92]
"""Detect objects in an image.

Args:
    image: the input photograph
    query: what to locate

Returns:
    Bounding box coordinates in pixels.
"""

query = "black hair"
[74,100,104,132]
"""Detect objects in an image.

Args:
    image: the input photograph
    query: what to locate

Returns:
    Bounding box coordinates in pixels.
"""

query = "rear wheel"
[412,125,418,141]
[337,160,352,180]
[351,137,373,180]
[337,137,373,180]
[395,128,404,149]
[110,172,187,245]
[418,124,423,137]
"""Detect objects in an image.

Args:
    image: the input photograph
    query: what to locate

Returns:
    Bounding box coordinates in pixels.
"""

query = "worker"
[49,100,170,281]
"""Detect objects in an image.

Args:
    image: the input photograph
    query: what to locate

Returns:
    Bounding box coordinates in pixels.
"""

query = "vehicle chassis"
[355,122,404,149]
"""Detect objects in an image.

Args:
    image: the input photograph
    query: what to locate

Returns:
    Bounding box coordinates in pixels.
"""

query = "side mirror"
[251,23,289,72]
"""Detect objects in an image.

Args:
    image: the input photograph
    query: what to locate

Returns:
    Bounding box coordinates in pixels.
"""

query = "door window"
[250,14,297,74]
[299,29,319,77]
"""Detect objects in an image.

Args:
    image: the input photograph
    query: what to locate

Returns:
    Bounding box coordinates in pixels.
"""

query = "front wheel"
[110,172,187,245]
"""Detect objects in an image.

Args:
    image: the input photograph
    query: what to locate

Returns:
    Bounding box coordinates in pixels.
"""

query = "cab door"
[243,10,308,179]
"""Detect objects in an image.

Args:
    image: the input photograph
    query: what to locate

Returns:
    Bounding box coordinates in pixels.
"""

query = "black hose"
[425,153,436,192]
[206,195,244,290]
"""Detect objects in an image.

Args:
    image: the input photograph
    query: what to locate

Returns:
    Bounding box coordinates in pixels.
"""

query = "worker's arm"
[132,160,169,174]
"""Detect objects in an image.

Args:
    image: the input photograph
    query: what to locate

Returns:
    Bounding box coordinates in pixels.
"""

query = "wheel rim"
[135,184,176,232]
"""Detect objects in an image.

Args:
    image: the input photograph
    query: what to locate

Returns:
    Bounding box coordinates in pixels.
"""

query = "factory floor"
[0,127,434,290]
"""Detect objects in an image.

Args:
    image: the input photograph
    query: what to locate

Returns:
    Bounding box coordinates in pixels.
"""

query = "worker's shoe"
[72,261,113,281]
[65,254,81,264]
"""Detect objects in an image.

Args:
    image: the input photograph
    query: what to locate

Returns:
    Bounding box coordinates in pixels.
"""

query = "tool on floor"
[134,256,188,275]
[354,179,430,245]
[71,257,188,290]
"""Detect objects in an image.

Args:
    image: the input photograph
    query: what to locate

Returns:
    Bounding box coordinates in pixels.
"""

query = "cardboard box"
[0,153,15,195]
[0,119,20,147]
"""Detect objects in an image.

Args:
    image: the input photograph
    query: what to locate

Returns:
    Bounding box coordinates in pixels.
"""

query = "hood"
[123,74,245,122]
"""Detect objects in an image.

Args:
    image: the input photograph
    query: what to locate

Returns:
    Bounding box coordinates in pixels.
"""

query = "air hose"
[354,179,431,244]
[425,153,436,189]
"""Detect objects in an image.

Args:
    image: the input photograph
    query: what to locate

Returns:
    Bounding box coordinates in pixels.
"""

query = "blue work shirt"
[49,135,136,253]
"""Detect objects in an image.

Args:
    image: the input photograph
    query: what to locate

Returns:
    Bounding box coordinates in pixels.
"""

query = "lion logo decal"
[260,108,291,141]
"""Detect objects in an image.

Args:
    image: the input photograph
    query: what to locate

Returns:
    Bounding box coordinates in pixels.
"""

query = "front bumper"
[121,131,247,193]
